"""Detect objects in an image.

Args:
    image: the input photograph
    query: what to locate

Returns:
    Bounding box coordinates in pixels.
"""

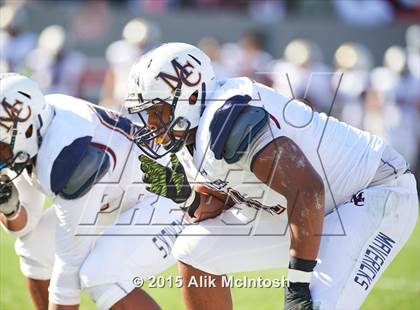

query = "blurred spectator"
[71,0,111,44]
[122,18,161,51]
[0,0,417,189]
[238,32,273,84]
[0,58,10,74]
[366,44,419,168]
[0,4,36,72]
[132,0,174,14]
[333,0,394,25]
[406,24,420,82]
[198,37,232,80]
[221,31,273,84]
[25,25,86,96]
[195,0,223,11]
[333,43,373,129]
[391,0,420,22]
[220,42,245,78]
[404,25,420,175]
[271,39,333,113]
[100,18,161,110]
[385,45,419,109]
[248,0,286,24]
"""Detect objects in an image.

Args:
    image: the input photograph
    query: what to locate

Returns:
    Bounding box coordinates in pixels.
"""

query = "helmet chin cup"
[173,116,189,131]
[133,116,190,159]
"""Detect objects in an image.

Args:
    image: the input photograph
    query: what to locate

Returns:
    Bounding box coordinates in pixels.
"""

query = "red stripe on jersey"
[269,113,281,129]
[90,142,117,170]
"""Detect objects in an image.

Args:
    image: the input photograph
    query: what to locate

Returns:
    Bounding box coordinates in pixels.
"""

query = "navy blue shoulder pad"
[209,95,252,160]
[51,137,110,199]
[223,106,268,164]
[51,136,93,194]
[60,145,110,199]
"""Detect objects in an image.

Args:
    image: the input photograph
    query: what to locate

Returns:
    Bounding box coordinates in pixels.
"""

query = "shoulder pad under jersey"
[209,94,268,164]
[51,136,110,199]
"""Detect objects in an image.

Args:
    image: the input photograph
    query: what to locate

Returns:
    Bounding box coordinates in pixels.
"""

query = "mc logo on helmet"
[157,58,202,92]
[0,98,32,132]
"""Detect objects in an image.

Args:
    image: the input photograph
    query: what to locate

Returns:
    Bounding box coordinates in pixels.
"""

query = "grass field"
[1,215,419,310]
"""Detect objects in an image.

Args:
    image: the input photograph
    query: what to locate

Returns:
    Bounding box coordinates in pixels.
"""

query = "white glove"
[0,176,20,217]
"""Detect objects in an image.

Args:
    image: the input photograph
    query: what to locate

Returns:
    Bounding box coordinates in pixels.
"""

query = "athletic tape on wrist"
[287,268,312,284]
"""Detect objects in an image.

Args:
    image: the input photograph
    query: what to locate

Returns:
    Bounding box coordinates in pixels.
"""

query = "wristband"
[185,191,201,218]
[288,256,317,284]
[287,269,312,284]
[182,189,197,209]
[5,203,21,221]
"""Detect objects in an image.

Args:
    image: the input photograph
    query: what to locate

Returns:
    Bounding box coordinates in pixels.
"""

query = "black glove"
[284,257,317,310]
[0,175,20,217]
[285,282,313,310]
[139,154,192,204]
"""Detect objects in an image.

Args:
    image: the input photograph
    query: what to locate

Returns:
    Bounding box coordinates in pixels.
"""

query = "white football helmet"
[0,73,53,175]
[126,42,217,158]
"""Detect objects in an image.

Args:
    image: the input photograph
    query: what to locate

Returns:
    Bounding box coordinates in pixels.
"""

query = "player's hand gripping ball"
[139,154,192,204]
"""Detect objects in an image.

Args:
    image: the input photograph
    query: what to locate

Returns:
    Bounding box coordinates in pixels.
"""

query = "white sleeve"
[48,185,105,305]
[238,119,283,171]
[0,172,45,238]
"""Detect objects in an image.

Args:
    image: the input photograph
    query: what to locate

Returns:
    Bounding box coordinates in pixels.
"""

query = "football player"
[0,73,189,310]
[125,43,418,310]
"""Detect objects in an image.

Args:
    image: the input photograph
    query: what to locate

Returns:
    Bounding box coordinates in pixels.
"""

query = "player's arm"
[1,171,50,309]
[0,187,28,232]
[0,172,45,236]
[48,187,106,310]
[48,143,111,310]
[48,198,90,310]
[251,136,325,310]
[215,100,324,310]
[252,136,325,260]
[214,101,325,258]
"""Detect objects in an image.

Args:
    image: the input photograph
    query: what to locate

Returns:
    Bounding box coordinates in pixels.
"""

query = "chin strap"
[200,82,207,115]
[169,80,183,113]
[9,118,19,155]
[36,104,55,148]
[37,114,44,147]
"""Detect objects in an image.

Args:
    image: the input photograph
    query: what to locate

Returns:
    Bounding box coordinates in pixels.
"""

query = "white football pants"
[173,172,418,310]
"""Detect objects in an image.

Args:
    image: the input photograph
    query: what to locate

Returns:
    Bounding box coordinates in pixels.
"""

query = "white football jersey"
[24,94,175,305]
[36,94,146,209]
[190,77,386,214]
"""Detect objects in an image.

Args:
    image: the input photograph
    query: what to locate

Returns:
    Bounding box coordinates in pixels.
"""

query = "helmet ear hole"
[25,125,33,138]
[189,90,198,105]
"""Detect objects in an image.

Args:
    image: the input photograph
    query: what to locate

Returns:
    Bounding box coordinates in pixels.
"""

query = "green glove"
[139,154,192,204]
